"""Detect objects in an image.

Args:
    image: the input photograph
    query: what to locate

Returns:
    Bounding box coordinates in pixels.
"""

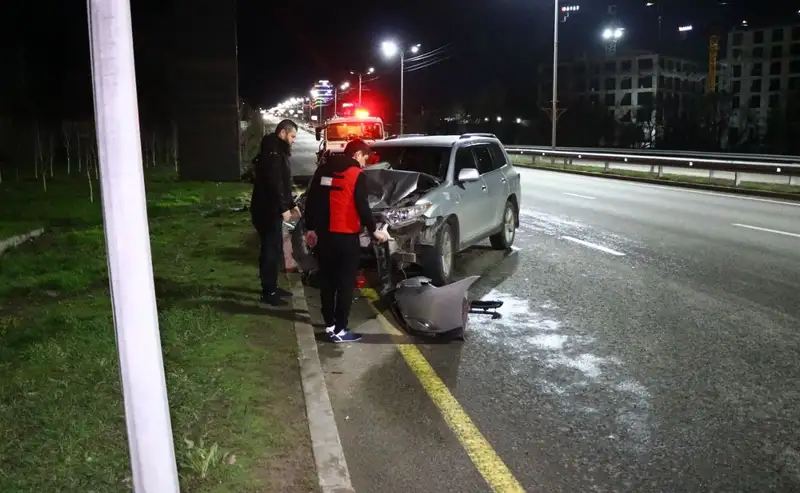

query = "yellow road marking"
[360,288,527,493]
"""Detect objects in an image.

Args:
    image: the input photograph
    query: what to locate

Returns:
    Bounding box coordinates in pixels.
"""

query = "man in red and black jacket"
[304,139,390,343]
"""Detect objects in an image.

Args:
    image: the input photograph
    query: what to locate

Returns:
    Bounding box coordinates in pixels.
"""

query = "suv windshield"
[327,122,383,140]
[370,146,450,180]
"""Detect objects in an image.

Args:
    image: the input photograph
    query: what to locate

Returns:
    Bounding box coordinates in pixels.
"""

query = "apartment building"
[537,51,706,124]
[720,23,800,132]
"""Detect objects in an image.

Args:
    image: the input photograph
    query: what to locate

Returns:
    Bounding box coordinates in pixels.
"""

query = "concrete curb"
[291,278,355,493]
[514,163,800,202]
[0,228,45,256]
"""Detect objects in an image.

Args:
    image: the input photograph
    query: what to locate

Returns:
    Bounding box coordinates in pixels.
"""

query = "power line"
[404,55,452,72]
[405,44,451,63]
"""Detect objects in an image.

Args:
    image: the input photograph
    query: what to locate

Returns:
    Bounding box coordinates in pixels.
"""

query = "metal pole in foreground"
[400,51,405,135]
[551,0,559,149]
[86,1,180,492]
[358,73,363,105]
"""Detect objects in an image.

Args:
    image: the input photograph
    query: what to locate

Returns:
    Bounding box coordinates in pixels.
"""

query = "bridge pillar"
[172,0,241,181]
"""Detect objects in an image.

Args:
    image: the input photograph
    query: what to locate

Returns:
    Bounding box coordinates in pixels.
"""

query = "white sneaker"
[329,329,363,343]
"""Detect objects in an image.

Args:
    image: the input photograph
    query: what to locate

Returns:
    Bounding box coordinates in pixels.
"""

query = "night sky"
[4,0,799,119]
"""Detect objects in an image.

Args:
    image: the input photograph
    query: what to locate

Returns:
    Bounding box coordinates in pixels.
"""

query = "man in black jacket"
[250,119,300,306]
[304,139,389,342]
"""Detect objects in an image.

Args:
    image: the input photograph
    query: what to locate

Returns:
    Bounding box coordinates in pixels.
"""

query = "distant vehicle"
[314,110,386,164]
[294,133,521,286]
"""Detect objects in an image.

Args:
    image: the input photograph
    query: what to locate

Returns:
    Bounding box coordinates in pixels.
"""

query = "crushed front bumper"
[358,215,447,268]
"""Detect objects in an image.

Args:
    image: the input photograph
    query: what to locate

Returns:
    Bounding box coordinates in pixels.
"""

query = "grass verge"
[510,155,800,196]
[0,168,318,493]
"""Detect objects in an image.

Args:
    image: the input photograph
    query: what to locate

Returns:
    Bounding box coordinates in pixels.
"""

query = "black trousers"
[256,218,284,295]
[316,232,361,330]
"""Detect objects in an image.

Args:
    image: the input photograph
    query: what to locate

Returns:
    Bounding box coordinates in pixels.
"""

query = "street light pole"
[381,42,416,135]
[334,88,337,117]
[86,0,180,491]
[358,73,363,105]
[551,0,559,149]
[400,51,405,134]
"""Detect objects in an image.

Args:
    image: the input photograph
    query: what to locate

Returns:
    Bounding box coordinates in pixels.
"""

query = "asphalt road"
[290,123,319,179]
[307,167,800,492]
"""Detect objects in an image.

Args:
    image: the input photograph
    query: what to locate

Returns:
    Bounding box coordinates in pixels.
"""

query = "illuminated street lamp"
[381,40,422,134]
[350,66,375,105]
[602,27,624,40]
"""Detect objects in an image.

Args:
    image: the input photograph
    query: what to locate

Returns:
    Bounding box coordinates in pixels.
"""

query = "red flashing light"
[355,272,367,288]
[354,108,370,118]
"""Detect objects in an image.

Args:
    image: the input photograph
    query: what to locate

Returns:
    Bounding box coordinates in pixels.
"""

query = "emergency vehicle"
[314,108,386,158]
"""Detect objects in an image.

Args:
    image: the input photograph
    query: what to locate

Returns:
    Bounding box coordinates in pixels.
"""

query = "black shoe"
[273,287,293,297]
[260,293,289,306]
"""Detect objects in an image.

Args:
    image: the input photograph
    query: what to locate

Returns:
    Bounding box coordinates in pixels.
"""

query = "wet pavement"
[291,120,319,179]
[303,167,800,492]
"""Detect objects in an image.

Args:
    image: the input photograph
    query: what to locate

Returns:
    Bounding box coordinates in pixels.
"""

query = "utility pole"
[551,0,559,148]
[551,2,579,148]
[399,51,405,134]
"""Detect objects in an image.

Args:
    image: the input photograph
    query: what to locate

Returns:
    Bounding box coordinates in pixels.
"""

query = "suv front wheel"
[490,200,516,250]
[419,219,455,286]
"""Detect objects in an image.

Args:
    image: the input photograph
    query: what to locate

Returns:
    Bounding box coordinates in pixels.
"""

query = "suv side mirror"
[315,127,322,141]
[457,168,480,183]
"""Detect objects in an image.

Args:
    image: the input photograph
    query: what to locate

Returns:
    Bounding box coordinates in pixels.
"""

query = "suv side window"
[454,147,476,177]
[472,145,496,175]
[487,143,508,169]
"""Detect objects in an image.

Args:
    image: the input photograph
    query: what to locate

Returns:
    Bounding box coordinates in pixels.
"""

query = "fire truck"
[314,108,386,164]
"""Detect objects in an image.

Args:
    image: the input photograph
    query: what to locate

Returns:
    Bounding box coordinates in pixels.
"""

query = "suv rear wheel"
[419,219,455,286]
[490,200,516,250]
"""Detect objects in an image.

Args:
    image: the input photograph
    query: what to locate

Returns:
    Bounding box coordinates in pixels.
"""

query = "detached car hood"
[363,167,439,210]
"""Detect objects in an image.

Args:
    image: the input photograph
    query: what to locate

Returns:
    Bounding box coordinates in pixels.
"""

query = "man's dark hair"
[344,139,371,158]
[275,119,298,134]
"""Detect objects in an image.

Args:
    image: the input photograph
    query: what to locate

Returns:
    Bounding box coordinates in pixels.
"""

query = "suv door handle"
[500,177,507,183]
[481,185,487,191]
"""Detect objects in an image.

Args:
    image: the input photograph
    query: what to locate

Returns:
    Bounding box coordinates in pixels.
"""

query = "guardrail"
[504,145,800,186]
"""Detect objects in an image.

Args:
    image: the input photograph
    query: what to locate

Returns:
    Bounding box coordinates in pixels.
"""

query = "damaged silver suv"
[359,133,521,285]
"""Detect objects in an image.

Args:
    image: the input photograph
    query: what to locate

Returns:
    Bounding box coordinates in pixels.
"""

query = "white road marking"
[564,192,596,200]
[520,168,800,208]
[561,236,626,256]
[635,183,800,208]
[732,223,800,239]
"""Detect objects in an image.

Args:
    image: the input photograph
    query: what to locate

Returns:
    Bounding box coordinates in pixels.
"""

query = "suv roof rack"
[459,133,497,139]
[386,133,427,140]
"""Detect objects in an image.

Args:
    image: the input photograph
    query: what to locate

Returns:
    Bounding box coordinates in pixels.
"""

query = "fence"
[504,145,800,186]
